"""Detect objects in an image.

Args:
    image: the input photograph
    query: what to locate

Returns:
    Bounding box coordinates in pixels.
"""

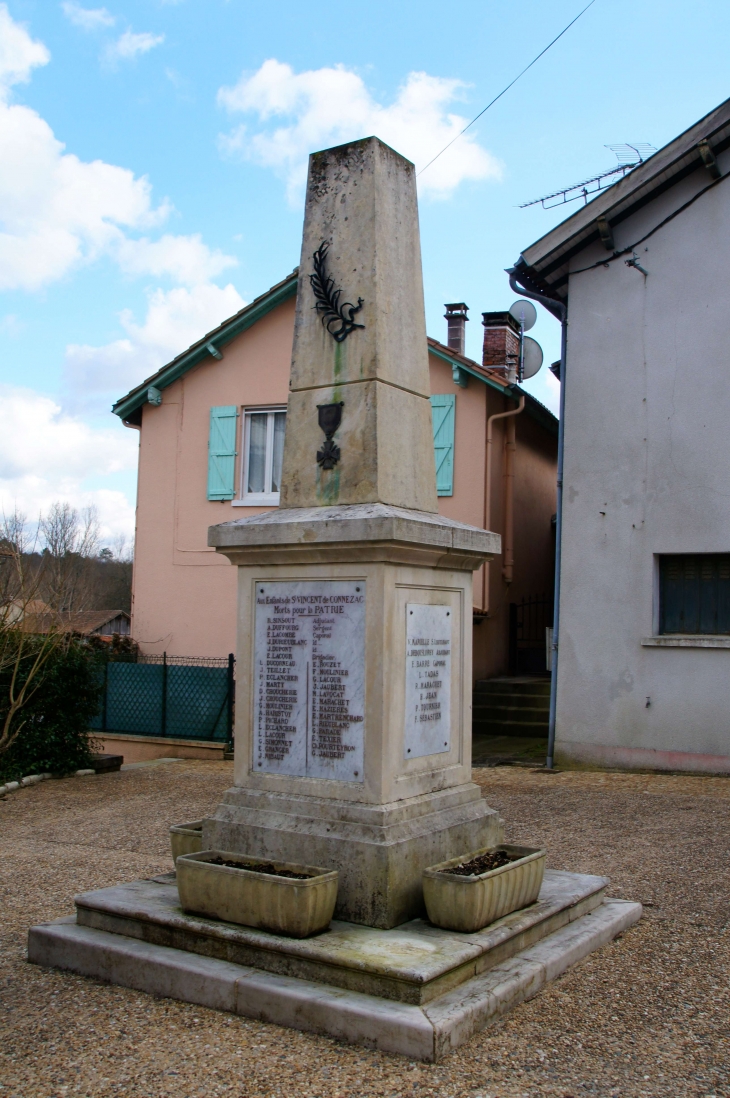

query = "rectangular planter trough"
[170,820,204,863]
[176,850,338,938]
[423,844,546,933]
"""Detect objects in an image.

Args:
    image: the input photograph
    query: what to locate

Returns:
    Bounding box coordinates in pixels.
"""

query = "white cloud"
[61,2,115,30]
[107,29,164,62]
[0,8,233,295]
[120,283,245,356]
[0,313,24,337]
[0,3,49,95]
[115,233,237,286]
[217,59,502,202]
[0,385,138,539]
[0,94,170,290]
[0,386,135,479]
[64,282,246,406]
[0,7,243,536]
[0,9,239,293]
[0,69,236,292]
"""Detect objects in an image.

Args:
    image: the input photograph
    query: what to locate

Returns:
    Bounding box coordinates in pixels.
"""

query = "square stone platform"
[28,870,641,1060]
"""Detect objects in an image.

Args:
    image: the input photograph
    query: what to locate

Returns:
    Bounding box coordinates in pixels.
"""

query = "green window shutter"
[207,406,238,500]
[430,394,455,496]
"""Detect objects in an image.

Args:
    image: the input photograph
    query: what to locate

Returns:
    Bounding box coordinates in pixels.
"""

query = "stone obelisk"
[207,137,503,928]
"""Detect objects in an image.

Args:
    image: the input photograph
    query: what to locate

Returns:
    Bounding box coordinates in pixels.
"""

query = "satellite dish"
[509,299,537,332]
[521,337,543,380]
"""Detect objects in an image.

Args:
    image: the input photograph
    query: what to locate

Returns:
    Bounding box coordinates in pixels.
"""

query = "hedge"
[0,633,103,784]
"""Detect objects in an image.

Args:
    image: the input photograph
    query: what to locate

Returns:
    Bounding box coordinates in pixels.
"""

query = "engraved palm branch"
[310,242,365,343]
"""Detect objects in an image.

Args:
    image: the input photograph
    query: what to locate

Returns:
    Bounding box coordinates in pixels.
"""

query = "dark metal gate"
[508,596,553,675]
[90,653,235,746]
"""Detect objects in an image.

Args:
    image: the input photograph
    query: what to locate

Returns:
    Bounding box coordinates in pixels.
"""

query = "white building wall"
[556,157,730,772]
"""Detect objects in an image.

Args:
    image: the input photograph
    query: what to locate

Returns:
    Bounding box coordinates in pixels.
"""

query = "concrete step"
[472,680,546,698]
[475,678,551,697]
[472,677,550,738]
[473,715,550,733]
[473,720,549,738]
[473,689,550,706]
[472,702,546,720]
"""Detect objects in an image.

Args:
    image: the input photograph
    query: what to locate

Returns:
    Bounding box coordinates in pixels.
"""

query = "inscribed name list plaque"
[253,580,365,782]
[404,603,452,759]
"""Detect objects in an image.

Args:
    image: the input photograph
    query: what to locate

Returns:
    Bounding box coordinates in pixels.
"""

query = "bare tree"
[39,503,101,611]
[0,511,64,762]
[111,532,133,563]
[0,508,32,614]
[98,532,134,564]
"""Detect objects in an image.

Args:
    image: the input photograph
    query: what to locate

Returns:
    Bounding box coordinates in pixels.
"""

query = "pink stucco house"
[113,271,557,684]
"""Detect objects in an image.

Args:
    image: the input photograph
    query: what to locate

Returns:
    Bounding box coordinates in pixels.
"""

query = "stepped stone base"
[28,870,641,1060]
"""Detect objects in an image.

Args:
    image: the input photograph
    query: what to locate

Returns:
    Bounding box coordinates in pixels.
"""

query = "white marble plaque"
[253,580,365,781]
[404,603,452,759]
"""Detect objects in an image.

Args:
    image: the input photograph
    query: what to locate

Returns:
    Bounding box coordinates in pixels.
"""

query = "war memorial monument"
[29,137,640,1060]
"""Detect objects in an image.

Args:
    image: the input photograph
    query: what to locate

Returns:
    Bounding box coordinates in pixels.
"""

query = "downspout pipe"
[502,411,519,585]
[507,263,567,771]
[480,394,525,613]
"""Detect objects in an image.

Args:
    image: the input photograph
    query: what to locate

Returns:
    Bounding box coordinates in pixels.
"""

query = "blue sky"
[2,0,730,543]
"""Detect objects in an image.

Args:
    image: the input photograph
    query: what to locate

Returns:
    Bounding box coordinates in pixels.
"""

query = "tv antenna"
[519,143,657,210]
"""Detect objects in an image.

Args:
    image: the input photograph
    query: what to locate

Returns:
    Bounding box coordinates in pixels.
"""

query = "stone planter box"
[176,850,338,938]
[423,844,546,933]
[170,820,204,863]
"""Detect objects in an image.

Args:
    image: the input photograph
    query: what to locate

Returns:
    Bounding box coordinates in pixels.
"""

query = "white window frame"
[232,406,286,507]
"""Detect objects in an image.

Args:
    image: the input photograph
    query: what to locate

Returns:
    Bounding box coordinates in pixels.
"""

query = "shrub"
[85,633,139,661]
[0,632,103,783]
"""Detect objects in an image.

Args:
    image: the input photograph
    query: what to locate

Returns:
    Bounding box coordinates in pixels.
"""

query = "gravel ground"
[1,759,729,1098]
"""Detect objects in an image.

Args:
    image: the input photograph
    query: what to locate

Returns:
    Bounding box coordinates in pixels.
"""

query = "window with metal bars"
[659,554,730,634]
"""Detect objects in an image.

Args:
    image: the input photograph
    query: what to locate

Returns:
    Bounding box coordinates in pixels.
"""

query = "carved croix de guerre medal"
[316,401,344,470]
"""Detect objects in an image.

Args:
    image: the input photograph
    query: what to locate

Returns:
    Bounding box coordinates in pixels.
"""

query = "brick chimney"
[444,303,469,356]
[482,311,520,377]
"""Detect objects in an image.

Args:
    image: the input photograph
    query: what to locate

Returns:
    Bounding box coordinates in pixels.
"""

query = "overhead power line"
[417,0,599,178]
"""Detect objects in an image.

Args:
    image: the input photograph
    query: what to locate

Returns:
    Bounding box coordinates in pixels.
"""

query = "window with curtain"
[239,407,287,504]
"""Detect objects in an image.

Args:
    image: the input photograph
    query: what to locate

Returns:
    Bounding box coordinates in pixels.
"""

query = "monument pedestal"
[206,503,501,928]
[207,785,500,929]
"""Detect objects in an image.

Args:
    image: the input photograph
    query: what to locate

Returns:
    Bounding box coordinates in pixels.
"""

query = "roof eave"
[112,274,558,437]
[428,339,512,396]
[427,338,558,436]
[112,271,299,422]
[519,96,730,294]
